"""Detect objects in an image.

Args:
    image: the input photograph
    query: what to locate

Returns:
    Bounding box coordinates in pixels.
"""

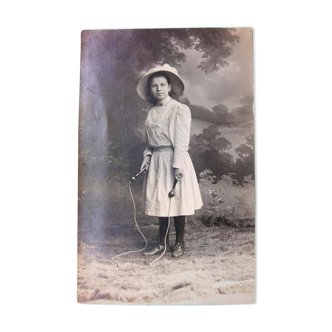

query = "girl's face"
[150,76,171,102]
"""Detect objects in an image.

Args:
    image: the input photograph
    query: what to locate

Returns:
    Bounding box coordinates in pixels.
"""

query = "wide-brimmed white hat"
[137,64,185,101]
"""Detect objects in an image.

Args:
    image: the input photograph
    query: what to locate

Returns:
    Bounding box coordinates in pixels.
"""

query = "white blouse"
[143,97,191,169]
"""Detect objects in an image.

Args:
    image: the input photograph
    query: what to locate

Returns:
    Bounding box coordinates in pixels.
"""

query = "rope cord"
[111,181,148,267]
[111,176,175,267]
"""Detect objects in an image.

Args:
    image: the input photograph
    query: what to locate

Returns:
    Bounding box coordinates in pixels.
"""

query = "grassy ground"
[77,217,255,304]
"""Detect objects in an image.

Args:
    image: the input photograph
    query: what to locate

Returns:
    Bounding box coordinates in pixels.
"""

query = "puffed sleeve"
[172,104,191,168]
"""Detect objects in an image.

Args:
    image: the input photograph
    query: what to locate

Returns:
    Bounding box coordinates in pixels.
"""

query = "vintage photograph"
[78,28,255,304]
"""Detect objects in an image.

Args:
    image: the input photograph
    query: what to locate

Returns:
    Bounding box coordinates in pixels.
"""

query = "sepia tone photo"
[78,28,255,304]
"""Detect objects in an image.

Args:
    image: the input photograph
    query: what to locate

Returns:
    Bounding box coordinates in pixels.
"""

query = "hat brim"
[137,69,184,101]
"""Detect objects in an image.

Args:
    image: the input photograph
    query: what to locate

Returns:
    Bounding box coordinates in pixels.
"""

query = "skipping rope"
[111,165,178,267]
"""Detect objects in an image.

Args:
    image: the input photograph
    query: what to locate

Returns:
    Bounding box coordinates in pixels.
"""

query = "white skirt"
[143,146,203,217]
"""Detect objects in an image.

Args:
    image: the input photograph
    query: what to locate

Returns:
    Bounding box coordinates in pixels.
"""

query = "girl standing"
[137,64,203,258]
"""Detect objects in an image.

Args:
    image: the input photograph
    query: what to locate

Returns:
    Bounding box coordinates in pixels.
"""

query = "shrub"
[198,169,255,220]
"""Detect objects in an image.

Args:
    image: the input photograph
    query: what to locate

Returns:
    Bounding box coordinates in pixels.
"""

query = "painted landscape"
[78,28,254,304]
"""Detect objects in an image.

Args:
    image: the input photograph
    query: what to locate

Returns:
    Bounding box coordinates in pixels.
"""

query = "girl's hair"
[145,72,179,104]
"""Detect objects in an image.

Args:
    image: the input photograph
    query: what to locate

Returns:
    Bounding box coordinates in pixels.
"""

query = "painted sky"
[179,28,253,111]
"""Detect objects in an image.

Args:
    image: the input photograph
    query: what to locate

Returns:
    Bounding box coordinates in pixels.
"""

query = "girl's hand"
[173,168,183,181]
[141,156,151,172]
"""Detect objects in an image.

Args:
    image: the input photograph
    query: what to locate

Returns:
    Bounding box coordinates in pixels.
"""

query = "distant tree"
[212,104,236,125]
[231,96,254,123]
[234,133,255,183]
[190,125,234,179]
[211,94,254,126]
[194,125,232,151]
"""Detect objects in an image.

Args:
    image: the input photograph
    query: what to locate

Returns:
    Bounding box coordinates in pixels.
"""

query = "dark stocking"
[159,217,170,246]
[174,216,186,245]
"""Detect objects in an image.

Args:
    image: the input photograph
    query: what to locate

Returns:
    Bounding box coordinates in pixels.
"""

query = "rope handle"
[168,179,178,198]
